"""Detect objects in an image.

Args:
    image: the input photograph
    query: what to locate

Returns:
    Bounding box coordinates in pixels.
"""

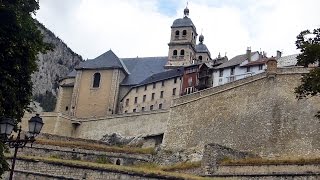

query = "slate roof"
[137,67,183,87]
[196,43,210,53]
[120,57,168,86]
[215,52,257,69]
[277,54,298,67]
[75,50,127,73]
[172,17,196,30]
[241,58,268,66]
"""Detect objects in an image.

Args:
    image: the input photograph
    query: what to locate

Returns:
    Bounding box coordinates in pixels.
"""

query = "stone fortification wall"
[5,158,180,180]
[72,110,169,140]
[162,67,320,158]
[22,110,169,140]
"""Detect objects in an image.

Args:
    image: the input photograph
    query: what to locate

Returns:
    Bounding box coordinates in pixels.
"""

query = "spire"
[184,2,189,17]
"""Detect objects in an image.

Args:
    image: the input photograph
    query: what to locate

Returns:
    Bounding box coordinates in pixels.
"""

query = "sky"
[36,0,320,60]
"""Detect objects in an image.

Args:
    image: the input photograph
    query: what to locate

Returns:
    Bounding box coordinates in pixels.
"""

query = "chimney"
[276,50,282,59]
[246,47,251,62]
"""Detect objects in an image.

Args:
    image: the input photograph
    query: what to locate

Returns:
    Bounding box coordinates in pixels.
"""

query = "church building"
[55,7,214,118]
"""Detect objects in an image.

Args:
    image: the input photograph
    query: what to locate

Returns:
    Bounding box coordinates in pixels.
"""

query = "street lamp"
[0,114,44,180]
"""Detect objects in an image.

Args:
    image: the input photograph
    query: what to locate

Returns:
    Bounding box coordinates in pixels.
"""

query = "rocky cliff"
[32,21,83,111]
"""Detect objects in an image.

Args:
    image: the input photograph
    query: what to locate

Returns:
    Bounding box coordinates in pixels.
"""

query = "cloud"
[36,0,320,59]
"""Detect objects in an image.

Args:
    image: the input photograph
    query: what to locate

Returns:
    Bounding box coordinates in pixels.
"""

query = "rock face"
[31,21,83,111]
[32,21,83,96]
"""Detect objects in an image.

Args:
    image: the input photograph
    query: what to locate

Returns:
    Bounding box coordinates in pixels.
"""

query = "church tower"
[166,7,198,68]
[195,34,212,63]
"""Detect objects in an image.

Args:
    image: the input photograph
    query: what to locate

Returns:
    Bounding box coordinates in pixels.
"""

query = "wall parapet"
[173,67,311,107]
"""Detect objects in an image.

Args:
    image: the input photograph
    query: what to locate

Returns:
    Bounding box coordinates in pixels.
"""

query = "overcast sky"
[36,0,320,60]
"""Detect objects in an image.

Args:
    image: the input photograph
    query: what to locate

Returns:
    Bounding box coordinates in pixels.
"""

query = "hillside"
[32,20,83,111]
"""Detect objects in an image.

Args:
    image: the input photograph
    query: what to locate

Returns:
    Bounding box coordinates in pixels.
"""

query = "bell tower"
[166,7,198,68]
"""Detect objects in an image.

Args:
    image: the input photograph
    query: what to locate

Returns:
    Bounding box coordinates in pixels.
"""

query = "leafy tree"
[295,28,320,118]
[0,0,51,176]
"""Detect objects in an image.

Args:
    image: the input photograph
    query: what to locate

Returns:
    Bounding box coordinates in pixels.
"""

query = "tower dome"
[184,7,189,17]
[199,34,204,43]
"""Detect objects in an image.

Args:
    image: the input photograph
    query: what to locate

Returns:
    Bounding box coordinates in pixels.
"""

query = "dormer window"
[93,73,101,88]
[180,49,185,56]
[182,30,187,36]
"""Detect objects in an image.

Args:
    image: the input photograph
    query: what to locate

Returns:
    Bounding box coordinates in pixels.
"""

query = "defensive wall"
[21,110,169,140]
[162,67,320,158]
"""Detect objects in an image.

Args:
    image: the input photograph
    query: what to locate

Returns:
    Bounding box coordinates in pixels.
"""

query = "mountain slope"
[32,21,83,111]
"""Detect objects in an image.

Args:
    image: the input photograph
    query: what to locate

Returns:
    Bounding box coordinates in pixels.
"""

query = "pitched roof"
[137,67,183,87]
[75,50,127,72]
[120,57,168,86]
[277,54,298,67]
[241,58,268,67]
[215,52,257,69]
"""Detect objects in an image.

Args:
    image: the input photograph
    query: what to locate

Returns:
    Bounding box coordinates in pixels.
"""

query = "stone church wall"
[162,67,320,158]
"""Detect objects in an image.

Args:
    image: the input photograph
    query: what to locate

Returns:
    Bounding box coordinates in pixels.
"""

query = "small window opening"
[173,50,177,56]
[93,73,101,88]
[182,30,187,36]
[116,159,121,165]
[180,49,185,56]
[175,30,179,36]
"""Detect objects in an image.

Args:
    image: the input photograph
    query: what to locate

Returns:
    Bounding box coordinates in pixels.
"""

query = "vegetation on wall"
[295,28,320,118]
[0,0,51,176]
[33,91,57,112]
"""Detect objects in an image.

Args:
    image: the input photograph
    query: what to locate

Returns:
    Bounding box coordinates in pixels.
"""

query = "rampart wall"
[22,110,169,140]
[162,67,320,158]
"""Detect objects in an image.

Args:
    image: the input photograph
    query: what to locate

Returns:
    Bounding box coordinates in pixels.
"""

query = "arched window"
[173,50,177,56]
[182,30,187,36]
[180,49,185,56]
[175,30,179,36]
[199,56,203,61]
[116,159,121,165]
[93,73,101,88]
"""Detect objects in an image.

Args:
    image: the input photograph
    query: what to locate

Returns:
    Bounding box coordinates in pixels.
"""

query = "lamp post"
[0,114,44,180]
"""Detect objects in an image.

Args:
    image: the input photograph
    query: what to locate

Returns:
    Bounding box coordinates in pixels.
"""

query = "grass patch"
[35,138,155,155]
[8,155,217,180]
[221,157,320,165]
[133,161,201,172]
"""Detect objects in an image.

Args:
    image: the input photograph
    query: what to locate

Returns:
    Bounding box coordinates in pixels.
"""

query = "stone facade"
[162,67,320,158]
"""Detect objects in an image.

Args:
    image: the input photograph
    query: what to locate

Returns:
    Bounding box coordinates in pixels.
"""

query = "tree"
[0,0,51,176]
[295,28,320,118]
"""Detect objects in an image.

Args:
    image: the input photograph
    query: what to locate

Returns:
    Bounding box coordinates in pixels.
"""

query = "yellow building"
[55,7,213,118]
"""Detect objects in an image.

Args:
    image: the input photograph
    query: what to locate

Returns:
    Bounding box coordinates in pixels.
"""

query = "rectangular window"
[160,91,164,98]
[151,93,155,100]
[230,67,235,75]
[125,99,129,106]
[153,83,156,89]
[143,95,146,102]
[219,69,223,77]
[150,105,154,111]
[174,77,177,84]
[246,66,251,72]
[259,64,263,70]
[141,107,145,111]
[172,88,176,95]
[134,97,138,104]
[159,103,162,109]
[133,109,136,112]
[162,81,165,86]
[144,85,147,91]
